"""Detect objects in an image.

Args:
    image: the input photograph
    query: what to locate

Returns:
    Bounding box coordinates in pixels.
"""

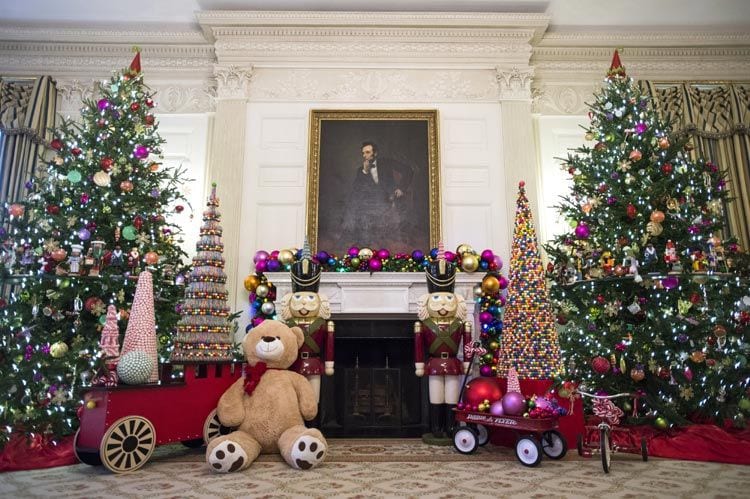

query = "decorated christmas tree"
[0,50,190,443]
[497,181,562,379]
[171,183,234,362]
[546,51,749,427]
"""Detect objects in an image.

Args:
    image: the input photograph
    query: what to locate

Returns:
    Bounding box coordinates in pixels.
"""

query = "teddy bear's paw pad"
[291,435,326,470]
[208,440,248,473]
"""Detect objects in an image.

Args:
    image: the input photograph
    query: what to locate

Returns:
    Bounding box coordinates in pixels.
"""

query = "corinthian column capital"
[214,65,254,100]
[495,66,534,101]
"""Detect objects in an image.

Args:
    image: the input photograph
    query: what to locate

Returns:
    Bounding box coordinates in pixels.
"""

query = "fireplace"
[264,271,478,437]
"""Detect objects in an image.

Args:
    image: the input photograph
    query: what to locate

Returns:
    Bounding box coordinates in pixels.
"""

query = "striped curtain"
[641,81,750,250]
[0,76,57,208]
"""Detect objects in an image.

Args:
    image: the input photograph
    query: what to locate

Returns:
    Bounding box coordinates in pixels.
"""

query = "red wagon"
[452,409,567,466]
[74,362,242,473]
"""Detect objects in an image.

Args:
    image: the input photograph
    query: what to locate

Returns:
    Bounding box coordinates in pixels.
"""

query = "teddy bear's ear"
[290,326,304,348]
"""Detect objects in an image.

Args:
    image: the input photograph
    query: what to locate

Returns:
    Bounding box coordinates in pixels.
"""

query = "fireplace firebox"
[318,319,428,437]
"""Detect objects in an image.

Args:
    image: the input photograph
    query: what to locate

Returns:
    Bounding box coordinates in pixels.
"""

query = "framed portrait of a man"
[307,110,441,256]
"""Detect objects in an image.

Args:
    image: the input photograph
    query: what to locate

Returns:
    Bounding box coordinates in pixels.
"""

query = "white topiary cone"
[120,270,159,382]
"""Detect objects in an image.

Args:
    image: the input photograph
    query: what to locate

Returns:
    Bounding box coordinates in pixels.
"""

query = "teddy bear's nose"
[261,336,276,343]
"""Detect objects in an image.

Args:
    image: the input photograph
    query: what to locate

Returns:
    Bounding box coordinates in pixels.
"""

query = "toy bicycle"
[575,390,648,473]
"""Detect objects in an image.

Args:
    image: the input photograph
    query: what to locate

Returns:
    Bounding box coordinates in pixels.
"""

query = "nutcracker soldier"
[414,250,472,440]
[280,245,334,426]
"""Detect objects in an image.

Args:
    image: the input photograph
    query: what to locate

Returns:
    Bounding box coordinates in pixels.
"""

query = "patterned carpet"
[1,439,748,498]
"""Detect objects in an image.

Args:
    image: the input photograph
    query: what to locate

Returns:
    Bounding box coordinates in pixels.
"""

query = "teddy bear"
[206,320,327,473]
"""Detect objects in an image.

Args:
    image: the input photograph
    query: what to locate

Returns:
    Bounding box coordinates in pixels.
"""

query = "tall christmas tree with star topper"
[0,49,190,445]
[497,181,562,380]
[546,51,749,428]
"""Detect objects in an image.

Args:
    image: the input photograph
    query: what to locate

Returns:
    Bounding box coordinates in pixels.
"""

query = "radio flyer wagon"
[450,343,567,466]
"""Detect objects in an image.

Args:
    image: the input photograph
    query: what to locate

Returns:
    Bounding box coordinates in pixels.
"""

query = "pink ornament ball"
[498,275,509,290]
[534,396,552,411]
[493,255,503,270]
[133,144,149,159]
[464,377,503,407]
[97,99,110,111]
[376,248,390,260]
[501,392,526,416]
[490,400,505,416]
[255,259,268,273]
[479,311,493,324]
[253,250,269,263]
[481,249,494,262]
[591,355,610,374]
[444,251,457,262]
[575,223,590,239]
[479,365,494,377]
[662,276,679,289]
[368,258,382,272]
[498,295,507,306]
[348,247,360,257]
[270,250,279,259]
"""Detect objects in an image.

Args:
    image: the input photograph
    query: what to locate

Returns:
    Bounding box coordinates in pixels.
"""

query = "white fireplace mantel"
[263,271,481,321]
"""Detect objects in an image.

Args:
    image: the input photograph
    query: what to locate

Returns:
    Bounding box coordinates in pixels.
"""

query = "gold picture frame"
[307,109,441,255]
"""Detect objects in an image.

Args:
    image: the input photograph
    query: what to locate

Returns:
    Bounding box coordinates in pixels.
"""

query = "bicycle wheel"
[600,427,611,473]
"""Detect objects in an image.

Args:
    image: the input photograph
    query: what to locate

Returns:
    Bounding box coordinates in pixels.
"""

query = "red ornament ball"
[100,157,114,171]
[130,102,140,112]
[50,139,63,151]
[591,355,610,374]
[464,377,503,408]
[46,204,60,215]
[84,296,103,312]
[662,163,673,175]
[174,205,185,213]
[71,147,82,156]
[145,115,155,126]
[145,98,154,108]
[626,203,637,219]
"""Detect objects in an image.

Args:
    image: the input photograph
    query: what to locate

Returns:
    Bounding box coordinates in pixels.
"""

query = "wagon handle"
[576,390,633,400]
[457,341,483,405]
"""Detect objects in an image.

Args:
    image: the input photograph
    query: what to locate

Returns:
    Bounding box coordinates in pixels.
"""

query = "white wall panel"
[156,114,212,260]
[535,115,590,247]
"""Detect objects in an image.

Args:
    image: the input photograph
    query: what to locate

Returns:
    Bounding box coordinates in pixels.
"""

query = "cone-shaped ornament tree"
[171,183,234,362]
[120,270,159,383]
[498,181,563,379]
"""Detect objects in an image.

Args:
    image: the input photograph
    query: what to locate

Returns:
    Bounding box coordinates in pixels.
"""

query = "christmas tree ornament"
[119,180,134,192]
[117,350,154,385]
[358,247,373,260]
[456,243,473,256]
[461,253,479,272]
[93,171,111,187]
[120,270,159,382]
[67,170,82,183]
[49,341,68,358]
[122,225,137,240]
[658,137,670,149]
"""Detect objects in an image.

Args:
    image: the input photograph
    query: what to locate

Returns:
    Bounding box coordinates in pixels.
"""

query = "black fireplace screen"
[319,320,427,437]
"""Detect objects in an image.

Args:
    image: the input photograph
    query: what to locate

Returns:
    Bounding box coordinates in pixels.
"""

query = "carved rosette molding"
[214,65,254,100]
[55,78,217,117]
[247,68,499,102]
[532,84,598,115]
[495,66,534,101]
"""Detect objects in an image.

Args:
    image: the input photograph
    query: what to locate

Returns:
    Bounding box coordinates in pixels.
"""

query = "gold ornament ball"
[654,416,668,430]
[489,341,499,351]
[350,257,361,268]
[557,388,570,399]
[582,203,592,215]
[85,400,97,410]
[244,275,260,292]
[584,132,595,141]
[481,275,500,294]
[473,284,484,297]
[255,284,269,298]
[50,341,69,358]
[461,254,480,272]
[456,244,473,257]
[630,368,645,382]
[690,351,706,363]
[278,249,295,265]
[144,251,159,265]
[93,171,111,187]
[647,221,663,236]
[358,248,373,260]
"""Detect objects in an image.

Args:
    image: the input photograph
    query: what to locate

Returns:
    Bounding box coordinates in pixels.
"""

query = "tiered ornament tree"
[0,50,190,444]
[497,181,563,380]
[546,51,749,427]
[171,183,234,362]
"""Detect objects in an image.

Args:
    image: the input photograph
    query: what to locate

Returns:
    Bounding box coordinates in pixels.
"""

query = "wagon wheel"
[100,416,156,473]
[600,428,611,473]
[203,408,234,444]
[470,424,490,446]
[452,426,478,454]
[515,436,542,467]
[73,429,102,466]
[541,430,567,459]
[640,436,648,462]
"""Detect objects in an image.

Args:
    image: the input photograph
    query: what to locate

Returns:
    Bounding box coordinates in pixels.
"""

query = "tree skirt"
[0,434,76,472]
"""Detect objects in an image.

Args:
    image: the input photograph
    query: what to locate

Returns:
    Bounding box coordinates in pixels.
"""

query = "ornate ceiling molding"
[247,68,499,102]
[199,11,544,68]
[0,23,206,44]
[538,29,750,47]
[55,77,216,117]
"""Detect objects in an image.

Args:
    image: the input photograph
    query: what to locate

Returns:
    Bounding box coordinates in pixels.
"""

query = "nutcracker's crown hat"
[425,241,456,293]
[291,238,321,293]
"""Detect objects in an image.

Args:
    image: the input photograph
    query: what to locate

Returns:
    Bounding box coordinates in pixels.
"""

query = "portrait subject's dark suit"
[341,157,415,246]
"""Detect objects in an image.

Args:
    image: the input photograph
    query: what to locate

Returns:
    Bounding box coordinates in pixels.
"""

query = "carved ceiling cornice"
[538,29,750,47]
[0,23,206,44]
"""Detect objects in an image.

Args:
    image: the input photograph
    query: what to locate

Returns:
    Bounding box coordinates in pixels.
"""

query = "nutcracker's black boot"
[444,404,457,436]
[430,404,444,437]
